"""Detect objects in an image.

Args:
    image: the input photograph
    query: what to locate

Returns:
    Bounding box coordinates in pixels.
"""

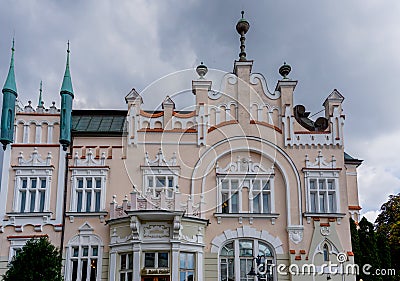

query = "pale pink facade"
[0,17,362,281]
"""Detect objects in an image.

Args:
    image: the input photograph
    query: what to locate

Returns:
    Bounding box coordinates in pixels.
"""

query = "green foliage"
[358,217,382,281]
[350,218,361,265]
[376,193,400,271]
[2,237,63,281]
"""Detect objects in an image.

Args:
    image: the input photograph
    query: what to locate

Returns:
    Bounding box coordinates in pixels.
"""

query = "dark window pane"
[95,178,101,188]
[40,178,46,189]
[72,260,78,281]
[39,191,45,212]
[78,179,83,188]
[121,254,126,270]
[158,252,169,268]
[81,260,88,281]
[90,259,97,281]
[73,247,79,257]
[83,246,89,257]
[86,192,92,212]
[77,192,82,212]
[95,192,101,212]
[30,191,36,212]
[20,191,26,213]
[92,246,98,256]
[22,179,27,189]
[144,253,155,268]
[87,178,92,188]
[31,179,37,188]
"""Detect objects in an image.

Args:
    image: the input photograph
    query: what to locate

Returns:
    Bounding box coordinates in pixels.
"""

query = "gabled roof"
[323,89,344,106]
[125,88,142,103]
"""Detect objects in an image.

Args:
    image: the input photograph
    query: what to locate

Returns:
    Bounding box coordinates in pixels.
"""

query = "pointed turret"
[1,39,18,150]
[59,42,74,151]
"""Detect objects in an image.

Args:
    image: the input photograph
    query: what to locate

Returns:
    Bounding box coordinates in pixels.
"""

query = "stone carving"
[305,150,336,169]
[216,156,274,175]
[320,226,330,236]
[143,225,170,238]
[145,148,177,166]
[288,228,304,244]
[74,148,106,166]
[17,147,52,166]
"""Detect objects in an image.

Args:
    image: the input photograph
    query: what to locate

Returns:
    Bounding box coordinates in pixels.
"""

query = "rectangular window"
[74,176,104,212]
[17,176,48,213]
[219,177,274,214]
[119,253,133,281]
[144,252,169,269]
[180,253,195,281]
[308,178,337,213]
[145,174,177,199]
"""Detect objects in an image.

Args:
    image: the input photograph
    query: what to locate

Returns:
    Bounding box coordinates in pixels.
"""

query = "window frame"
[179,252,196,281]
[219,239,275,281]
[70,168,108,213]
[66,226,103,281]
[142,251,170,269]
[12,167,52,214]
[217,176,275,214]
[119,252,133,281]
[306,174,339,214]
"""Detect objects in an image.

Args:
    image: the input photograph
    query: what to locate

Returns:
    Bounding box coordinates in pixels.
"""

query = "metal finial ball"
[279,62,291,78]
[236,11,250,34]
[196,62,208,79]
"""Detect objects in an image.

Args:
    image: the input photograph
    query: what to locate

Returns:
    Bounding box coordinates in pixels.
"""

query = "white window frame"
[13,168,52,213]
[305,171,340,214]
[179,252,196,281]
[219,239,275,281]
[70,168,108,213]
[142,167,179,199]
[119,253,133,281]
[142,251,170,269]
[217,176,275,214]
[65,223,103,281]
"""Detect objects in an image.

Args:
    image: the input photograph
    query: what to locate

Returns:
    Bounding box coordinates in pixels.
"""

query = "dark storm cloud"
[0,0,399,217]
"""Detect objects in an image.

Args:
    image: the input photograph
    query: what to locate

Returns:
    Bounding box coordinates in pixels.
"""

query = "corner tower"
[0,39,18,150]
[59,42,74,150]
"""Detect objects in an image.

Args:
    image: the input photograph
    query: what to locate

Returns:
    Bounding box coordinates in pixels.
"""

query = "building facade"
[0,14,362,281]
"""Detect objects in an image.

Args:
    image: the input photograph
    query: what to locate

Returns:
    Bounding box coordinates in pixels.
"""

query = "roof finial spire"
[60,41,73,95]
[38,80,43,107]
[236,11,250,61]
[3,38,17,94]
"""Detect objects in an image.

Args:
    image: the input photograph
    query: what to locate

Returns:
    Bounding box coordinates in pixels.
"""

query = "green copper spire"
[3,38,17,94]
[1,38,18,150]
[38,80,43,107]
[60,41,74,96]
[59,41,74,151]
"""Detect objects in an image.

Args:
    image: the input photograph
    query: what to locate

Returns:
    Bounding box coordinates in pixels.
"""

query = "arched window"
[323,243,329,262]
[66,223,103,281]
[220,239,274,281]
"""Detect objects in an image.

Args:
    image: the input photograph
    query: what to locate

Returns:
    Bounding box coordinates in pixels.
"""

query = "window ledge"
[6,212,52,217]
[66,211,108,223]
[303,212,346,224]
[214,213,279,225]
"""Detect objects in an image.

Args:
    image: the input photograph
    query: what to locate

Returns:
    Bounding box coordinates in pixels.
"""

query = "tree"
[358,217,382,281]
[3,237,63,281]
[350,218,361,265]
[376,193,400,270]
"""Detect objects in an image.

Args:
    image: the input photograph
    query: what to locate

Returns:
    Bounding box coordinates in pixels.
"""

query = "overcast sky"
[1,0,399,222]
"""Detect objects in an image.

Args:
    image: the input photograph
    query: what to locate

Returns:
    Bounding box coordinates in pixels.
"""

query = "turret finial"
[236,11,250,61]
[38,80,43,107]
[3,38,17,94]
[60,41,73,95]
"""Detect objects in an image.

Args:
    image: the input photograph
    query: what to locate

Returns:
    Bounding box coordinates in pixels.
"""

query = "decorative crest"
[216,156,274,174]
[145,148,177,166]
[305,150,336,169]
[17,147,52,166]
[73,148,106,166]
